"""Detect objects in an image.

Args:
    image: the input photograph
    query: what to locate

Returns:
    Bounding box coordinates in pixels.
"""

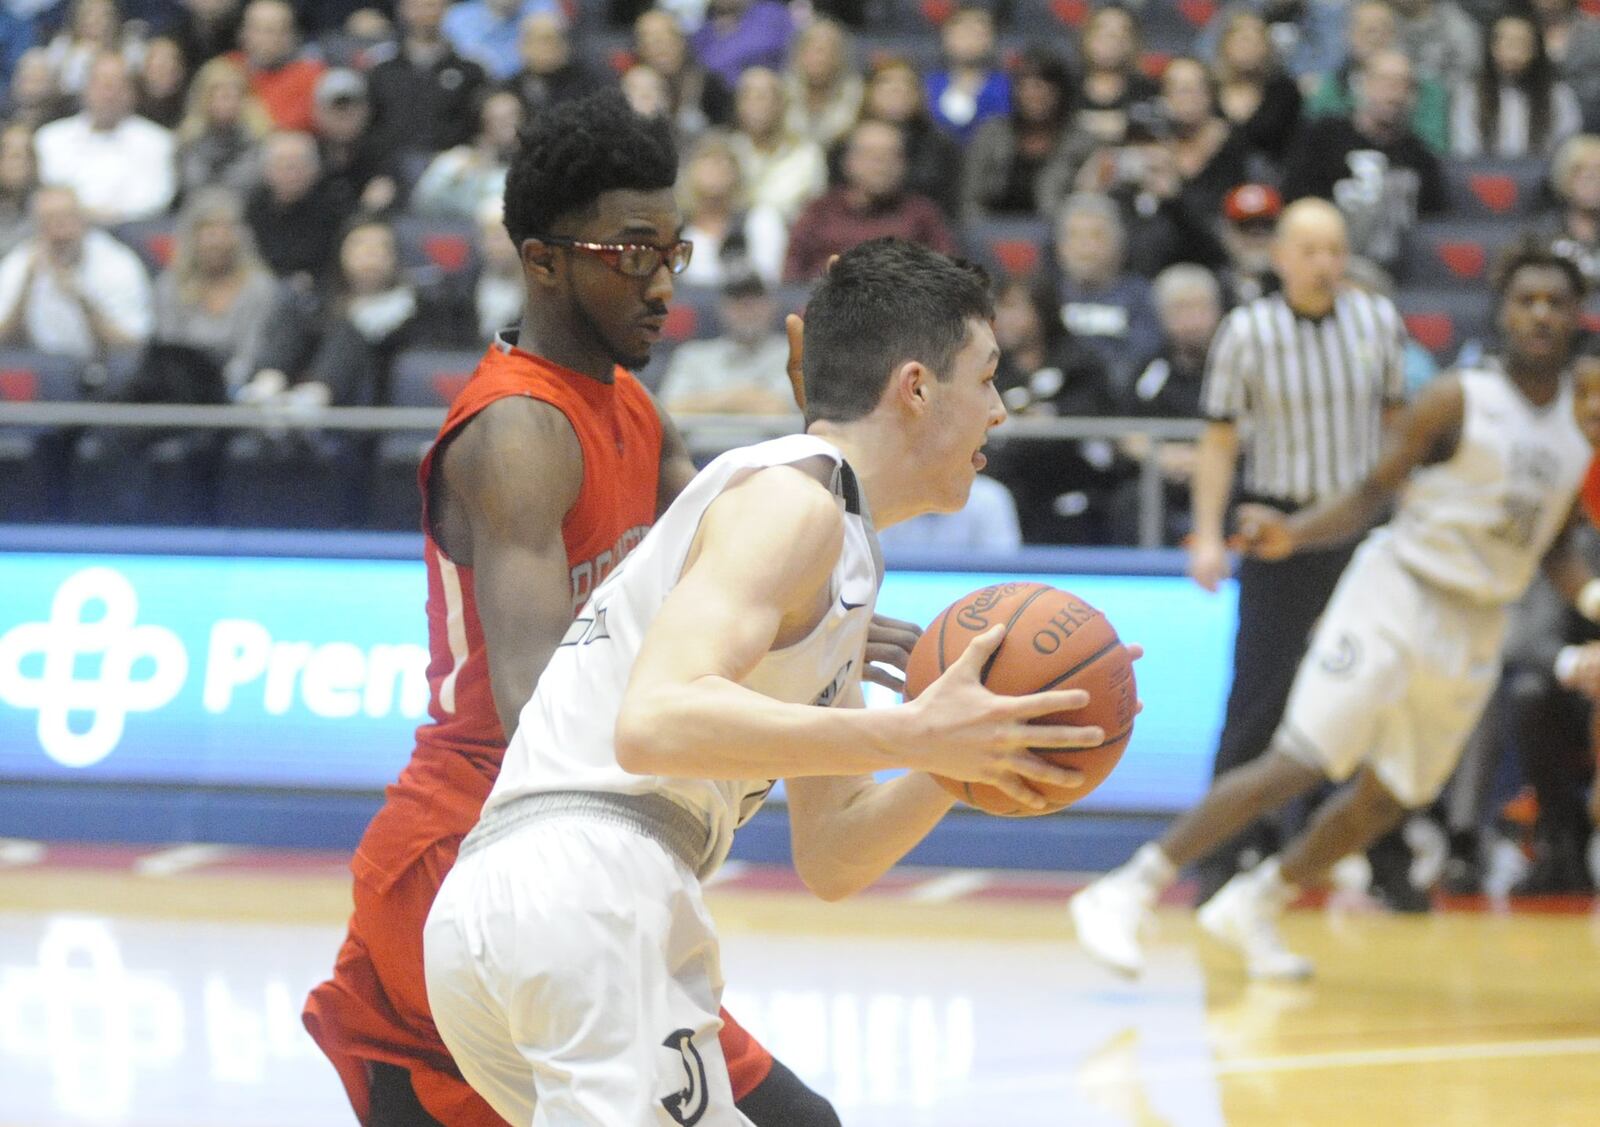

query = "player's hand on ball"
[862,613,922,693]
[1230,503,1295,560]
[905,625,1097,811]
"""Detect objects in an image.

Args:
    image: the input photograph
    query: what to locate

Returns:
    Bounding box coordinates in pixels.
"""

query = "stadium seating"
[214,429,368,529]
[368,348,483,530]
[1393,286,1491,362]
[392,215,479,281]
[966,215,1052,279]
[1442,157,1551,220]
[1400,219,1522,289]
[0,349,83,522]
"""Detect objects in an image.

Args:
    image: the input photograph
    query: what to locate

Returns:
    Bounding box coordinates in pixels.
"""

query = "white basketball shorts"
[423,813,752,1126]
[1276,532,1507,808]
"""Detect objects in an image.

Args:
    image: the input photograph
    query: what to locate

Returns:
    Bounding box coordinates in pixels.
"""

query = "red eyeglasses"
[537,235,694,278]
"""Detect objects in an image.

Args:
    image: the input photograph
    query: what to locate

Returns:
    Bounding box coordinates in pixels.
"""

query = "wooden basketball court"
[2,844,1596,1126]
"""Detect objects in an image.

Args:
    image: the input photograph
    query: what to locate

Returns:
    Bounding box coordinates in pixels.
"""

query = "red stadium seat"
[1443,158,1548,218]
[420,233,471,274]
[1050,0,1090,27]
[1177,0,1218,26]
[991,239,1040,277]
[920,0,955,25]
[390,349,483,407]
[662,304,698,342]
[1394,287,1489,360]
[1402,220,1518,288]
[0,368,36,401]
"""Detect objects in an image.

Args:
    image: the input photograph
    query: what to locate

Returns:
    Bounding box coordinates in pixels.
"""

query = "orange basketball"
[903,582,1136,816]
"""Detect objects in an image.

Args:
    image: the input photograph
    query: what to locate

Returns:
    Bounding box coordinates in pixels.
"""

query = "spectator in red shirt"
[232,0,325,131]
[783,118,956,281]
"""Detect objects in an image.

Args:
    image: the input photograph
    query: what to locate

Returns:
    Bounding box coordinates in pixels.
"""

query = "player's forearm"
[1285,482,1387,553]
[788,773,956,901]
[1190,423,1238,542]
[615,676,917,780]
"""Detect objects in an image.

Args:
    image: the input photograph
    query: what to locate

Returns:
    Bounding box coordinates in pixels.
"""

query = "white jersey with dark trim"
[482,434,882,877]
[1390,364,1589,605]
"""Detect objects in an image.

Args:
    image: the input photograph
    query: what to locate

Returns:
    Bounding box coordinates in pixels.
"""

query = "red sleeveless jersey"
[353,338,662,890]
[1583,456,1600,529]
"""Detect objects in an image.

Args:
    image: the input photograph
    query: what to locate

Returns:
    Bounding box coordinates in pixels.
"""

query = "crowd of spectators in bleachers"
[1,0,1600,543]
[0,0,1590,898]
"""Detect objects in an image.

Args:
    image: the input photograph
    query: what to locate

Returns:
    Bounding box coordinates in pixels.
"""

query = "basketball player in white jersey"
[1071,240,1600,981]
[422,239,1122,1124]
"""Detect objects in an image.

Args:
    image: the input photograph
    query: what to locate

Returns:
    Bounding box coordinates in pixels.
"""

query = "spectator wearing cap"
[657,265,795,416]
[366,0,488,162]
[35,53,176,225]
[312,68,403,217]
[1219,182,1281,305]
[443,0,561,80]
[783,118,956,282]
[925,5,1010,145]
[963,46,1097,222]
[1050,191,1163,391]
[1283,49,1446,271]
[509,10,609,118]
[692,0,794,90]
[233,0,325,132]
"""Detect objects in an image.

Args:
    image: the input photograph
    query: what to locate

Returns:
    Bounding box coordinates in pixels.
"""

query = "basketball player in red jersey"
[304,92,867,1127]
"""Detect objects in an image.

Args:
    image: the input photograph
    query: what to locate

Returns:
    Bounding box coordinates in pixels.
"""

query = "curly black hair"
[502,89,679,247]
[1493,234,1590,302]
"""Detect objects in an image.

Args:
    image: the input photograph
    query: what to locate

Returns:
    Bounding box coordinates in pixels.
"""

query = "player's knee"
[1354,768,1408,824]
[734,1059,841,1127]
[1257,743,1327,803]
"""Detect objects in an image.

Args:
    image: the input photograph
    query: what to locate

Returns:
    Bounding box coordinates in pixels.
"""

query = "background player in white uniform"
[1071,241,1600,981]
[424,239,1124,1126]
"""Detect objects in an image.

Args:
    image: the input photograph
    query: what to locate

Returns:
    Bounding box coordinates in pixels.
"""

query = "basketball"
[903,582,1137,816]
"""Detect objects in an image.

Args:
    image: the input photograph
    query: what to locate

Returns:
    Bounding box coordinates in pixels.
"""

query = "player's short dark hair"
[502,90,678,247]
[801,238,993,426]
[1493,235,1590,302]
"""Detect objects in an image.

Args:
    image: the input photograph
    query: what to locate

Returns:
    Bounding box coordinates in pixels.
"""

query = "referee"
[1189,197,1409,902]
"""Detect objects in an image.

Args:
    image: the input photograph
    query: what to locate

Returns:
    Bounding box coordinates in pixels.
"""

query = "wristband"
[1556,645,1583,683]
[1579,579,1600,623]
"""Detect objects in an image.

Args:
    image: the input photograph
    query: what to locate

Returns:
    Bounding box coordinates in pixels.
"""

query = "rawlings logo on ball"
[956,582,1039,631]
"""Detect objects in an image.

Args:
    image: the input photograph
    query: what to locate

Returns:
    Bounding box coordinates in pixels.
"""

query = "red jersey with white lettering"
[355,336,662,891]
[1582,456,1600,529]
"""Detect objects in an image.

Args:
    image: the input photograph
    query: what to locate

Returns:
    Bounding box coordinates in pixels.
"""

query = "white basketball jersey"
[484,434,882,877]
[1390,365,1590,605]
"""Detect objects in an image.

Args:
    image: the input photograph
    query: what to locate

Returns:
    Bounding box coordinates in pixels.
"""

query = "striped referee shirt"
[1200,287,1409,505]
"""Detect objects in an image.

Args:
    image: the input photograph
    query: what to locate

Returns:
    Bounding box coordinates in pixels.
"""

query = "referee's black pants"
[1193,539,1356,902]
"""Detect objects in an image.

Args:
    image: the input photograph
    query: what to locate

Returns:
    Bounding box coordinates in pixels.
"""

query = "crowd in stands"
[0,0,1598,541]
[0,0,1590,898]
